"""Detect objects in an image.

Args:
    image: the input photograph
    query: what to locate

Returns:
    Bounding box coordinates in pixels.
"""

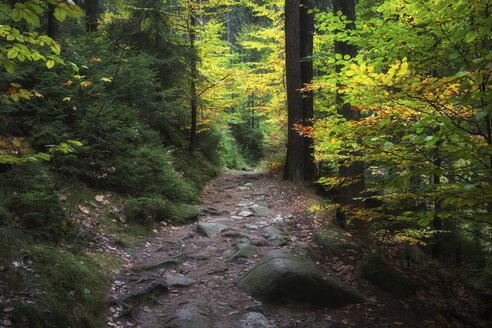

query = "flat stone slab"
[189,253,211,260]
[238,251,363,307]
[196,222,229,238]
[165,274,197,288]
[238,210,254,217]
[250,205,271,216]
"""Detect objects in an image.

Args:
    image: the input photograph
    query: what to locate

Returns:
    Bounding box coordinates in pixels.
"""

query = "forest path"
[106,171,421,328]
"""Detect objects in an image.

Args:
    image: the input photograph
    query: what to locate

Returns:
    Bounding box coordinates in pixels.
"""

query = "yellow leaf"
[10,82,21,88]
[63,97,71,101]
[46,60,55,69]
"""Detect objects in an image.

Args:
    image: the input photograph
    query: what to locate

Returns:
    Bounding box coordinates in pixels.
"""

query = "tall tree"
[188,1,198,152]
[284,0,315,182]
[331,0,365,225]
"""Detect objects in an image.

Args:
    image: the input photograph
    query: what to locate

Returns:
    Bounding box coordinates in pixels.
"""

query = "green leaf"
[36,153,51,161]
[53,7,66,22]
[46,59,55,69]
[4,60,14,73]
[475,111,488,121]
[7,48,18,59]
[11,8,21,22]
[455,71,470,78]
[68,140,83,147]
[380,117,390,126]
[384,141,393,149]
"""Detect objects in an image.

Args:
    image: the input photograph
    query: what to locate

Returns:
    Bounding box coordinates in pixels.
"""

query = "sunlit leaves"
[312,0,491,227]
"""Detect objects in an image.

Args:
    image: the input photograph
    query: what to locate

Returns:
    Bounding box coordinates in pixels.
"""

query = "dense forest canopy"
[0,0,490,327]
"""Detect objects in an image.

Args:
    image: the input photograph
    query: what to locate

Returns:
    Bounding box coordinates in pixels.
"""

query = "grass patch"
[0,229,107,328]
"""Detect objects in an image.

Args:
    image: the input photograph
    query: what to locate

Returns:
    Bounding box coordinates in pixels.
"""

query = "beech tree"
[284,0,315,182]
[331,0,365,225]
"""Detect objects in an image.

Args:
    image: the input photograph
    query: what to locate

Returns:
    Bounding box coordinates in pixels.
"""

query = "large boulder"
[356,253,411,298]
[238,251,363,307]
[161,303,209,328]
[312,225,360,256]
[196,222,229,238]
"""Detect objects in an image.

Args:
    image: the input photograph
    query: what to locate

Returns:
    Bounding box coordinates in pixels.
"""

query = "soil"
[105,171,488,328]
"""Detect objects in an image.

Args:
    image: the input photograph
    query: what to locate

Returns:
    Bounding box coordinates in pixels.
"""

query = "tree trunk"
[47,4,57,38]
[188,4,198,152]
[283,0,315,183]
[84,0,100,32]
[332,0,365,226]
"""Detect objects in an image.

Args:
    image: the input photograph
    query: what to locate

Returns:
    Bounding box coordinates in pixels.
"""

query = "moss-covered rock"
[312,225,360,256]
[238,251,363,307]
[356,253,411,298]
[169,203,198,224]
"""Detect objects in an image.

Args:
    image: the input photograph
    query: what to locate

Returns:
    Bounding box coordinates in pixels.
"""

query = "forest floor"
[104,171,486,328]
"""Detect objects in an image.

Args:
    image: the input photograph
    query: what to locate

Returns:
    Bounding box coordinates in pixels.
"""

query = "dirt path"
[105,171,427,328]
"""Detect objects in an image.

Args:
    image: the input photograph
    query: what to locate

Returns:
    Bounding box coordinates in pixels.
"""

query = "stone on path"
[356,253,411,298]
[312,225,361,256]
[243,182,258,190]
[196,222,229,238]
[230,245,257,261]
[161,303,209,328]
[263,226,287,247]
[197,206,225,216]
[194,240,212,247]
[188,253,211,260]
[238,251,364,307]
[164,274,197,288]
[239,210,254,217]
[250,205,271,216]
[240,312,277,328]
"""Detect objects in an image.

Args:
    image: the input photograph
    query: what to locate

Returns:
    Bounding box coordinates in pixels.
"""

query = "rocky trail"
[105,171,481,328]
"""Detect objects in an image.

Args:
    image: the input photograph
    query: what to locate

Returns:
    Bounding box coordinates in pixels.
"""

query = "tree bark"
[47,4,57,38]
[283,0,315,183]
[332,0,365,225]
[188,4,198,152]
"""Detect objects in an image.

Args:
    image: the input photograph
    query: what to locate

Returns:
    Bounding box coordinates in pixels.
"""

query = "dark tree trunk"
[284,0,315,183]
[83,0,100,32]
[332,0,365,226]
[47,4,57,38]
[188,5,198,152]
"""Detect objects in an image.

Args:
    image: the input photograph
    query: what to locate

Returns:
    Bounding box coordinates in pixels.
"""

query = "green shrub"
[0,164,66,240]
[124,196,170,225]
[113,145,196,201]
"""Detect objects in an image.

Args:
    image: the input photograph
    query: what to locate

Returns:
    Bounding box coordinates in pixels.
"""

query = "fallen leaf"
[3,307,14,313]
[79,205,90,214]
[118,213,126,223]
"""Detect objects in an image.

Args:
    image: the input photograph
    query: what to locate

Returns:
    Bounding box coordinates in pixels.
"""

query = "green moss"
[0,231,107,328]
